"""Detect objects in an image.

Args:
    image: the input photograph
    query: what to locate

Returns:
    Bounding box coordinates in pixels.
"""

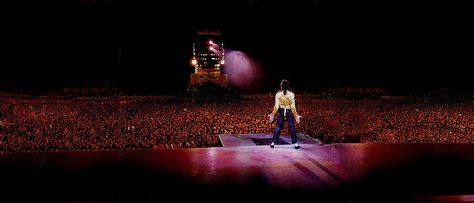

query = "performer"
[268,79,302,149]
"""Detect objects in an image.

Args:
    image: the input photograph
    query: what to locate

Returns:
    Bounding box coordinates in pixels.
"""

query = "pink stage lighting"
[224,50,262,88]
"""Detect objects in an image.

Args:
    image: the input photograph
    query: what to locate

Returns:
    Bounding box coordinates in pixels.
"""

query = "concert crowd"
[0,95,472,152]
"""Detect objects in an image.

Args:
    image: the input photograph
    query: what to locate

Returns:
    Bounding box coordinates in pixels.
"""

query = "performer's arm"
[271,93,279,116]
[290,93,301,123]
[290,93,298,118]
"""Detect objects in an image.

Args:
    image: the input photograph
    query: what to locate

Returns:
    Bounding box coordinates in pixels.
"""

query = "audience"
[0,94,472,152]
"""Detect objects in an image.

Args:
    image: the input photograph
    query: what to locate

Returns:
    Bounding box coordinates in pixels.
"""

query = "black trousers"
[272,108,298,144]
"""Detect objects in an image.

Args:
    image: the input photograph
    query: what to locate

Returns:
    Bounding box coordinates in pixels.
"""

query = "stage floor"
[218,133,321,147]
[1,134,473,202]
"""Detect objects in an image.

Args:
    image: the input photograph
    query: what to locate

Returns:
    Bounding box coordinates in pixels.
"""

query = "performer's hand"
[268,114,274,122]
[296,115,302,124]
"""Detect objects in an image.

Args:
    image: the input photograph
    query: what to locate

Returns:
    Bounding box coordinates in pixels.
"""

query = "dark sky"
[2,0,473,94]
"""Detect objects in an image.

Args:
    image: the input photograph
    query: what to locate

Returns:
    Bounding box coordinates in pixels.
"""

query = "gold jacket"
[271,90,298,118]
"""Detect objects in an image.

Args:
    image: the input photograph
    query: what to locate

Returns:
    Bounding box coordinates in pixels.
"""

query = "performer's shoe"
[294,143,301,149]
[270,142,275,148]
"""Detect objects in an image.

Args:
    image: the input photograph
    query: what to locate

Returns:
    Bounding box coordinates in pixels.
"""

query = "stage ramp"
[218,133,321,147]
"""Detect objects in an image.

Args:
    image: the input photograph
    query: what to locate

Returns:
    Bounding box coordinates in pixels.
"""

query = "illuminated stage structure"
[189,30,229,88]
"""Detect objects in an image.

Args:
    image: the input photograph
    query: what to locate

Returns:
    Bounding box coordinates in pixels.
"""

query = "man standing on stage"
[268,79,302,149]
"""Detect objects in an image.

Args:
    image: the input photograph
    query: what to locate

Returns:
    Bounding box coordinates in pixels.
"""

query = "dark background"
[1,0,473,95]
